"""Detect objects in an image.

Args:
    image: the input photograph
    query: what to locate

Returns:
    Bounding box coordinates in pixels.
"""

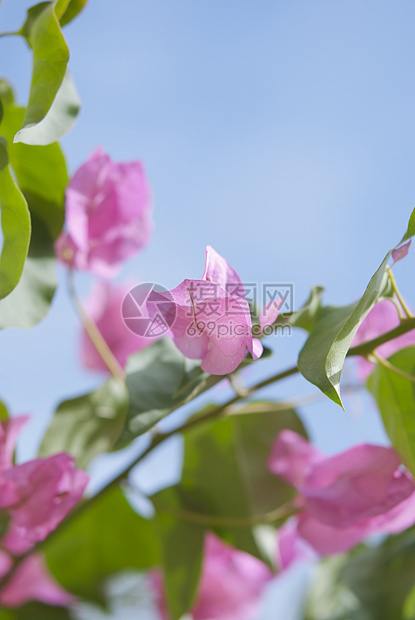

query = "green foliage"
[367,347,415,475]
[15,2,80,145]
[58,0,89,26]
[44,486,159,605]
[0,604,71,619]
[39,378,129,469]
[298,206,415,408]
[118,339,220,446]
[341,529,415,620]
[151,403,306,619]
[0,140,31,299]
[1,102,68,238]
[275,285,324,332]
[152,486,205,620]
[0,215,56,329]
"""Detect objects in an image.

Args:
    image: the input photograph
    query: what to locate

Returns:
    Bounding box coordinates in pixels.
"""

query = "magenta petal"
[0,416,29,474]
[252,338,263,360]
[277,520,317,570]
[392,239,411,265]
[4,453,88,544]
[57,148,153,276]
[268,430,323,487]
[0,554,74,607]
[352,300,415,380]
[260,299,283,332]
[168,279,253,375]
[302,444,415,527]
[297,512,373,555]
[202,245,253,333]
[192,533,272,620]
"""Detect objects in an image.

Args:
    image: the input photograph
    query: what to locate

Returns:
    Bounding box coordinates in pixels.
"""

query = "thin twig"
[67,270,125,382]
[387,266,413,319]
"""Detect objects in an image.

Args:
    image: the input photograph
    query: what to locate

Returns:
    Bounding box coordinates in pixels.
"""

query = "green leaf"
[0,604,72,620]
[15,2,74,145]
[341,528,415,620]
[179,404,306,560]
[274,285,324,332]
[367,347,415,476]
[44,486,159,605]
[305,555,366,620]
[0,79,15,107]
[39,378,129,469]
[151,404,306,619]
[58,0,89,26]
[1,104,68,238]
[118,339,221,446]
[0,140,31,299]
[230,402,308,515]
[404,582,415,620]
[14,70,81,147]
[152,486,205,620]
[298,207,415,408]
[0,215,56,329]
[119,339,271,447]
[0,399,9,420]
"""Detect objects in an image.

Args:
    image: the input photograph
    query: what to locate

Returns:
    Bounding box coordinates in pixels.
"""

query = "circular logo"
[121,283,176,338]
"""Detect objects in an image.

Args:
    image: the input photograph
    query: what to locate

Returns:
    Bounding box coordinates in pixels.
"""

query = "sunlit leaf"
[0,139,31,299]
[367,347,415,475]
[39,378,128,469]
[298,207,415,408]
[45,486,159,605]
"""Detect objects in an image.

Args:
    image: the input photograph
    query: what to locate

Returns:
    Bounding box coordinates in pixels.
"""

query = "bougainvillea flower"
[0,417,88,555]
[276,520,316,571]
[352,299,415,380]
[152,532,272,620]
[392,239,411,265]
[55,148,152,277]
[259,298,284,334]
[268,430,415,555]
[0,552,73,607]
[80,280,152,372]
[151,246,262,375]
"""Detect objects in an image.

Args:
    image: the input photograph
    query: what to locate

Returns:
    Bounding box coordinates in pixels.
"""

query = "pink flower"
[0,417,88,609]
[56,148,152,277]
[0,417,88,552]
[152,533,272,620]
[392,240,411,265]
[0,552,73,608]
[151,246,263,375]
[352,299,415,380]
[276,520,316,571]
[80,280,152,372]
[268,430,415,555]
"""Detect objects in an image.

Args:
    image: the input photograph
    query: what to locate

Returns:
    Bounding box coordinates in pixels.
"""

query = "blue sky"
[1,0,415,615]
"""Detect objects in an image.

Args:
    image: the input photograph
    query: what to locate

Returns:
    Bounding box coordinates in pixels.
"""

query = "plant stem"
[67,270,125,382]
[150,499,298,528]
[387,266,413,319]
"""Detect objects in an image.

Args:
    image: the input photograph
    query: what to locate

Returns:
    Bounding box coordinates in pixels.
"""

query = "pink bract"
[153,246,263,375]
[352,299,415,380]
[0,416,88,606]
[0,552,73,607]
[55,148,153,277]
[269,430,415,555]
